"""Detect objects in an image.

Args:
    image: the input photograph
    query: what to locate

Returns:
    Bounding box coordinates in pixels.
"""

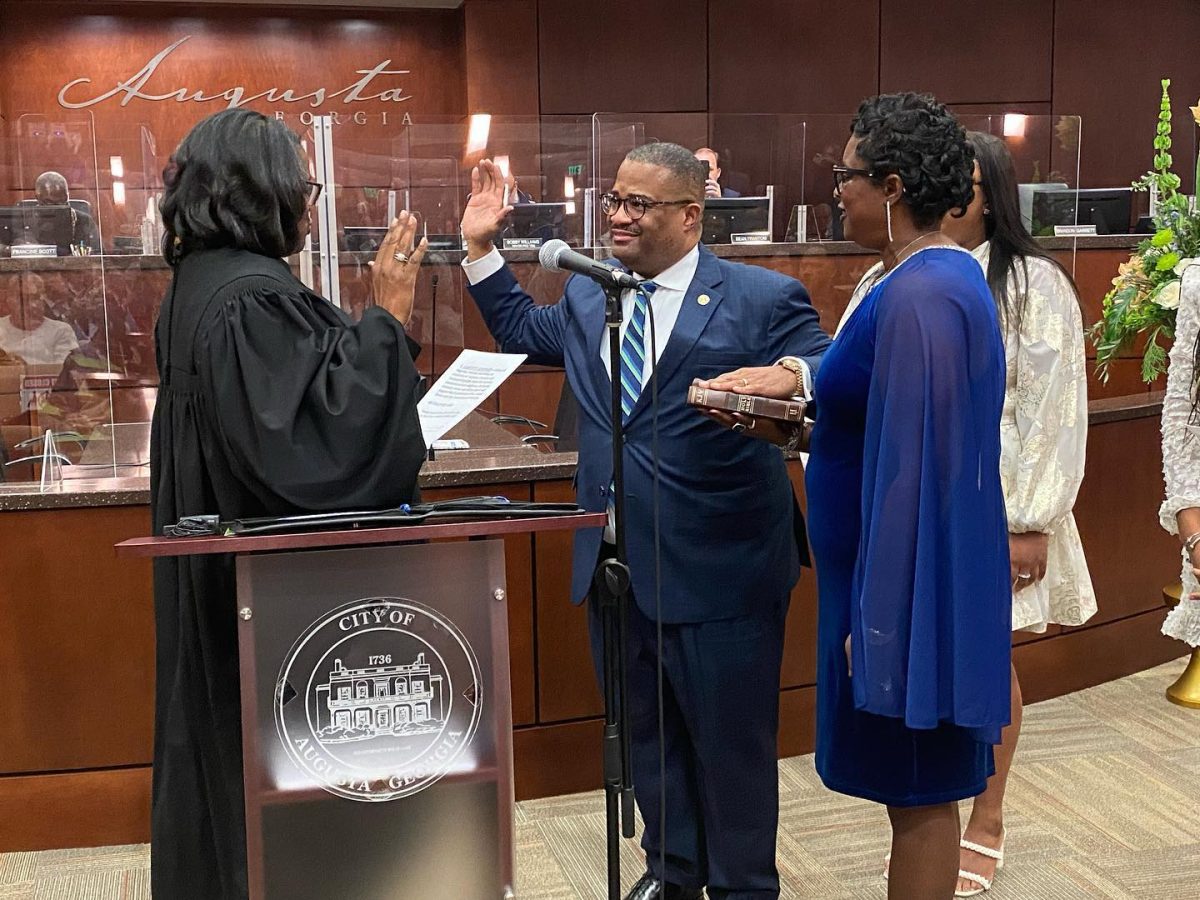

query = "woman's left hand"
[1009,531,1049,592]
[701,365,797,399]
[369,211,428,327]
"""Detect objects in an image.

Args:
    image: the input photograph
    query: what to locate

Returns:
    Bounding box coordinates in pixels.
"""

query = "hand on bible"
[703,365,796,399]
[461,158,515,260]
[369,211,428,328]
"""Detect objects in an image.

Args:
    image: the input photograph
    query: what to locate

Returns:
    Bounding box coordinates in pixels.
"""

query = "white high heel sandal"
[955,834,1005,897]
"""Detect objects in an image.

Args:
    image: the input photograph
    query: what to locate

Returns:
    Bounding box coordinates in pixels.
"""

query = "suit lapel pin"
[697,294,711,306]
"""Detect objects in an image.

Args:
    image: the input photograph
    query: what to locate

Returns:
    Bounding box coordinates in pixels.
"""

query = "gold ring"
[393,251,409,263]
[740,378,748,387]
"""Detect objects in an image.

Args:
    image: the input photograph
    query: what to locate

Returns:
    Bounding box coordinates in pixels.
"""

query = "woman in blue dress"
[701,93,1012,898]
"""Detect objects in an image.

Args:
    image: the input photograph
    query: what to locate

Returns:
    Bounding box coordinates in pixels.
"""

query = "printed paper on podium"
[417,349,527,446]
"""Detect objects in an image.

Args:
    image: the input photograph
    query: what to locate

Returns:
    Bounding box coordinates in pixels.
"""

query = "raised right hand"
[461,158,514,259]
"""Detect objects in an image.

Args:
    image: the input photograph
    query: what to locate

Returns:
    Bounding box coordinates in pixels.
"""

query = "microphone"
[539,239,642,292]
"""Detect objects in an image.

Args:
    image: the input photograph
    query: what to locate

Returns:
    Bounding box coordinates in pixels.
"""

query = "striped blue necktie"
[618,281,657,421]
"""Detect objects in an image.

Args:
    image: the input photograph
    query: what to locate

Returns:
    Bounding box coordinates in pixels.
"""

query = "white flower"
[1174,257,1200,277]
[1154,279,1182,310]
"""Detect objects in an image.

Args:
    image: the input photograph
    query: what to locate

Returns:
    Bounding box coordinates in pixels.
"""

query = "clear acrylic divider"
[0,110,123,487]
[592,113,822,249]
[320,115,591,453]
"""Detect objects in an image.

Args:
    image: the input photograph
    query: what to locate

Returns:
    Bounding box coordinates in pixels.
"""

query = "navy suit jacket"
[468,244,830,623]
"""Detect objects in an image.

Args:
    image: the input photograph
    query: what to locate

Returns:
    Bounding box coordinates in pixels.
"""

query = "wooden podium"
[117,513,605,900]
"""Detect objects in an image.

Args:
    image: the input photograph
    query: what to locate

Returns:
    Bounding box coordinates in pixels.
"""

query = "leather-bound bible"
[686,379,807,423]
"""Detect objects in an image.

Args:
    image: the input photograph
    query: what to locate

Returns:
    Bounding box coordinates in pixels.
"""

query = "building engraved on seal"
[275,597,483,802]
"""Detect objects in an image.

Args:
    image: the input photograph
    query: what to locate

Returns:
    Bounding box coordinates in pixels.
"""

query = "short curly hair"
[626,142,708,202]
[850,93,974,228]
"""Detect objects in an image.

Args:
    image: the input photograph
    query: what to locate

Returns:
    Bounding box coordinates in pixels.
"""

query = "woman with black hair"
[935,131,1097,896]
[150,108,428,900]
[705,93,1012,898]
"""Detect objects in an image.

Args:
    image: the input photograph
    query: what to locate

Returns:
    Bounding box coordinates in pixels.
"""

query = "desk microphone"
[538,239,642,292]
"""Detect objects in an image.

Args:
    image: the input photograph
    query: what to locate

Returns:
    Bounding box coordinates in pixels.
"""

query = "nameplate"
[731,231,772,244]
[20,375,57,412]
[1053,225,1098,237]
[502,237,545,250]
[11,245,57,257]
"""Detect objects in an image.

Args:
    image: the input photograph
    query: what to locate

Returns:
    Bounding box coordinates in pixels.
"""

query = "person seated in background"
[32,171,100,253]
[694,147,740,198]
[502,167,534,205]
[0,276,79,370]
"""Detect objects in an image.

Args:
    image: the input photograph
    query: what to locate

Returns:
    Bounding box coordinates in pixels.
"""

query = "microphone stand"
[594,276,637,900]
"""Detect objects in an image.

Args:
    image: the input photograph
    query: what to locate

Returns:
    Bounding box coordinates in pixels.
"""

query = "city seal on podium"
[274,596,483,802]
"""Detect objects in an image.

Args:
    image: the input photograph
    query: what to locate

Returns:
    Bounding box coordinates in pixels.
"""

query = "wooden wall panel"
[1053,0,1200,192]
[880,0,1053,104]
[536,0,707,115]
[532,479,603,722]
[778,686,816,759]
[0,766,151,851]
[1074,414,1180,626]
[498,368,567,437]
[0,1,467,223]
[422,483,538,726]
[781,461,817,689]
[464,0,540,116]
[514,719,601,800]
[708,1,879,115]
[0,506,154,775]
[1016,610,1185,705]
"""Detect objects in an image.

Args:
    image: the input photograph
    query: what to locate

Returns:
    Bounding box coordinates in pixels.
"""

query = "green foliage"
[1092,78,1200,383]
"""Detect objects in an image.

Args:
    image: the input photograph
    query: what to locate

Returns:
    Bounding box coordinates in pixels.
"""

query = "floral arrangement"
[1092,79,1200,382]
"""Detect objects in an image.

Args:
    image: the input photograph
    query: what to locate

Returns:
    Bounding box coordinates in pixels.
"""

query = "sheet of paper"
[417,349,527,446]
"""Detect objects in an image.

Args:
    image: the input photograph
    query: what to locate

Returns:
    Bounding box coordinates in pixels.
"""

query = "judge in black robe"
[149,109,429,900]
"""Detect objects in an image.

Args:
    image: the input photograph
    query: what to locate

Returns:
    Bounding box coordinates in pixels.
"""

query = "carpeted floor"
[2,658,1198,899]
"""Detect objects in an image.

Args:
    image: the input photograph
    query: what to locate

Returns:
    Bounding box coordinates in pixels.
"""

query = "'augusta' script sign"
[57,36,415,111]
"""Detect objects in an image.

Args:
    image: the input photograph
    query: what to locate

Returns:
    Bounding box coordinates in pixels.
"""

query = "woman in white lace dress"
[848,132,1097,896]
[1161,264,1200,645]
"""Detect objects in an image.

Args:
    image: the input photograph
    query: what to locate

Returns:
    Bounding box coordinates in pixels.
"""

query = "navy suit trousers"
[588,555,787,899]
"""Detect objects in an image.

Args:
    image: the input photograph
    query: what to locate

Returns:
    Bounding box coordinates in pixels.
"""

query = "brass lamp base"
[1163,581,1200,708]
[1167,648,1200,708]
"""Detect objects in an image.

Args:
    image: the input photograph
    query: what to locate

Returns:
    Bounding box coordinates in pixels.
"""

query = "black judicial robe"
[149,248,426,900]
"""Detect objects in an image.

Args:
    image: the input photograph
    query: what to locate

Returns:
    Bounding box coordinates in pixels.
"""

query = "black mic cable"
[642,289,668,894]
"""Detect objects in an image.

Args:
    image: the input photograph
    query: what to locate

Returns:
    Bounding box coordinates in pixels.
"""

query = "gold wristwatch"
[776,356,807,399]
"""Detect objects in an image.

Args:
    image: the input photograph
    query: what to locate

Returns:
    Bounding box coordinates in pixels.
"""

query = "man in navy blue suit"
[460,143,829,900]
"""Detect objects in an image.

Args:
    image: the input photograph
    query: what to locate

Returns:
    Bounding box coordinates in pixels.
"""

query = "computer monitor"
[1018,183,1069,234]
[499,202,568,248]
[342,226,389,252]
[17,197,92,217]
[0,205,77,254]
[1031,188,1133,236]
[702,197,770,244]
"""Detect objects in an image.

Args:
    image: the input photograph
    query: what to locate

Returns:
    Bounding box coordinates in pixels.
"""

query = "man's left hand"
[700,365,797,399]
